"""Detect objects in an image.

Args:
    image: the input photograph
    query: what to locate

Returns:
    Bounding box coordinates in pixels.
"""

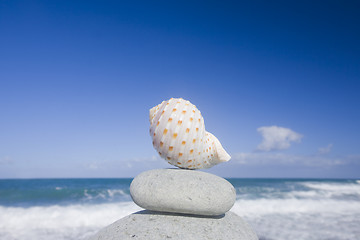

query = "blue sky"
[1,1,359,178]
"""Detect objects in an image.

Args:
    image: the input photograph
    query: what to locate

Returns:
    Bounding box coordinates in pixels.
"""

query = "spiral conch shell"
[149,98,231,169]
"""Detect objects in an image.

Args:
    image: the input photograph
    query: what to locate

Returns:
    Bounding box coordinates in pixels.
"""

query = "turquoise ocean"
[0,178,359,240]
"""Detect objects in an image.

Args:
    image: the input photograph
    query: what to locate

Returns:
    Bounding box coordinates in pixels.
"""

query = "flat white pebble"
[130,168,236,216]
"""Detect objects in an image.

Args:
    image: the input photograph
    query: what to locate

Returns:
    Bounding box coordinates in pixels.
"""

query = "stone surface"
[89,210,258,240]
[130,168,236,216]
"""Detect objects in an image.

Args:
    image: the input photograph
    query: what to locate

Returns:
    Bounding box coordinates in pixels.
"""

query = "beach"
[0,178,359,240]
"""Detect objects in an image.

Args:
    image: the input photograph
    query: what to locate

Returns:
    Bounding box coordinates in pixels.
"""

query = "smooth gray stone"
[89,210,258,240]
[130,169,236,216]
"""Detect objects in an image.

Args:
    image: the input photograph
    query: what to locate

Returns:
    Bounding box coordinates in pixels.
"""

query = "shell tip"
[217,148,231,162]
[208,132,231,163]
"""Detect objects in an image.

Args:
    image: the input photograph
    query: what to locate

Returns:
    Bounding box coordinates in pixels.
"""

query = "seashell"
[149,98,231,169]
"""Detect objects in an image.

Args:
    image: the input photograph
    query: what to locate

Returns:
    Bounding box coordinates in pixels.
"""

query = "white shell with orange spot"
[149,98,231,169]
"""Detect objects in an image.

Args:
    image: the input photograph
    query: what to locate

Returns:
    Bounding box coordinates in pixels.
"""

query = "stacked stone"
[90,169,258,240]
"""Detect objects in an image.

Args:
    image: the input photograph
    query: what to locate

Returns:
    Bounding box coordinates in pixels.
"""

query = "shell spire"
[149,98,231,169]
[207,132,231,162]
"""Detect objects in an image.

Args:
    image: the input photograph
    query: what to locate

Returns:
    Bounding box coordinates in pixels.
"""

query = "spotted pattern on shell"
[149,98,231,169]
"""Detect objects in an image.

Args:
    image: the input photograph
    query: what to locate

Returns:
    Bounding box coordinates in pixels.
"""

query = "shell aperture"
[149,98,231,169]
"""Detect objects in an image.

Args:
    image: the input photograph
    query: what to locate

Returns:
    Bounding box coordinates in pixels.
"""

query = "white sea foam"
[1,197,359,240]
[298,182,360,201]
[232,198,360,216]
[285,190,319,198]
[0,202,142,240]
[231,198,360,240]
[106,189,126,198]
[81,189,128,201]
[302,182,360,194]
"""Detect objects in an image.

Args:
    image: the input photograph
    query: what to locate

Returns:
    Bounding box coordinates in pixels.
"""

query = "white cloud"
[232,152,348,167]
[257,126,303,151]
[86,161,100,170]
[318,144,333,154]
[131,155,159,162]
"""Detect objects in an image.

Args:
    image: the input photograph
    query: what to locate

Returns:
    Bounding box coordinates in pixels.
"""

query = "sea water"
[0,178,359,240]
